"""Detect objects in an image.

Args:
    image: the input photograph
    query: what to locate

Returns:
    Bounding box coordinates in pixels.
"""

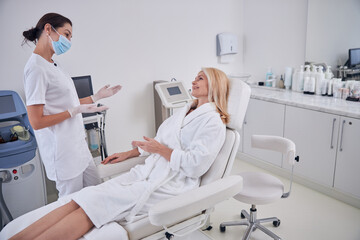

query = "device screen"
[0,95,16,114]
[167,86,181,96]
[349,48,360,67]
[72,76,93,98]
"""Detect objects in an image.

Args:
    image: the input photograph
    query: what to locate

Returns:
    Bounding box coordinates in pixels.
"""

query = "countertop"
[249,85,360,119]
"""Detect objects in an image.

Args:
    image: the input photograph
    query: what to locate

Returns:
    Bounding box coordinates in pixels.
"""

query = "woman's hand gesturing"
[132,136,173,161]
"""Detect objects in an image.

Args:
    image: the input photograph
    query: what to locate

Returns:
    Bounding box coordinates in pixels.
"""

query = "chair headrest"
[200,78,251,186]
[226,78,251,130]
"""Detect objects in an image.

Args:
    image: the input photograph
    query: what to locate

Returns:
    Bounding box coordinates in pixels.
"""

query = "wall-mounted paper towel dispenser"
[216,33,238,56]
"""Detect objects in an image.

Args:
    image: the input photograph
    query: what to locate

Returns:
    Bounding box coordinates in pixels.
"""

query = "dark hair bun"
[23,28,38,42]
[22,13,71,46]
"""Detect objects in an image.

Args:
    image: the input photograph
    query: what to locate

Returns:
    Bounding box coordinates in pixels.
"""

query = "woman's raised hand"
[132,136,162,154]
[92,84,122,102]
[132,136,173,161]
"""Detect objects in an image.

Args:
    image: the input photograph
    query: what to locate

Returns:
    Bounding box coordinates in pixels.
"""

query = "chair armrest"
[148,175,243,226]
[97,156,147,179]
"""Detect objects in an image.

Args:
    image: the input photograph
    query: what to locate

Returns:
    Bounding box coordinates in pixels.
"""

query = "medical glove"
[68,104,109,117]
[91,84,122,102]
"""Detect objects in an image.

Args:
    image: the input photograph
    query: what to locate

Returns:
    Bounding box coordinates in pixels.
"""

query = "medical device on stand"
[337,48,360,81]
[82,111,107,165]
[0,91,46,230]
[72,76,108,165]
[153,79,192,131]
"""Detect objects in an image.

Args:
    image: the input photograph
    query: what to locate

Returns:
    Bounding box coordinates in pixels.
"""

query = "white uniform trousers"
[56,160,101,198]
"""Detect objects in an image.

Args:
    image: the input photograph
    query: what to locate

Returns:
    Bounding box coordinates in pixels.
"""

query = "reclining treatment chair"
[0,78,251,240]
[220,135,299,240]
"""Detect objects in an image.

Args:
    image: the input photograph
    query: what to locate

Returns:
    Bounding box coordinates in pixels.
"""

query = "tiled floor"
[203,159,360,240]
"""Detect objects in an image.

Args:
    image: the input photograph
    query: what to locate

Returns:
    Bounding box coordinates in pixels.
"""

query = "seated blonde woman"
[9,67,230,240]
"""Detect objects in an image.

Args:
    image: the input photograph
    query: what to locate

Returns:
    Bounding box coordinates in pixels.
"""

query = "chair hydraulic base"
[219,204,282,240]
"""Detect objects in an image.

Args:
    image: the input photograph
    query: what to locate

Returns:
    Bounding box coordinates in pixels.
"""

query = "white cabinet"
[284,106,339,187]
[243,99,285,166]
[334,117,360,198]
[239,94,360,207]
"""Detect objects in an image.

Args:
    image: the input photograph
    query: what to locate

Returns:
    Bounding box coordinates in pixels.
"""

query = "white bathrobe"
[72,102,226,228]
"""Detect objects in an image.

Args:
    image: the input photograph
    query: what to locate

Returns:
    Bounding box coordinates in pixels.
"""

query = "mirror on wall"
[305,0,360,71]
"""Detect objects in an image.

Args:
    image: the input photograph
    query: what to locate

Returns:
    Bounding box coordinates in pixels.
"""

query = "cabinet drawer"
[334,117,360,198]
[284,106,339,187]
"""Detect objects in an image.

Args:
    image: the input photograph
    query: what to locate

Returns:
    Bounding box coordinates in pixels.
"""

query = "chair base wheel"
[165,232,174,239]
[204,225,213,231]
[273,220,281,227]
[220,225,226,232]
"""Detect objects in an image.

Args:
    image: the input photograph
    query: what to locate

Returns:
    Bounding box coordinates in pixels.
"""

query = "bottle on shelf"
[271,75,277,88]
[303,65,312,94]
[292,70,298,92]
[325,66,334,96]
[325,66,334,80]
[279,75,285,89]
[309,65,317,94]
[89,128,99,151]
[265,67,273,87]
[292,65,304,92]
[315,66,325,95]
[298,65,305,92]
[284,67,293,90]
[327,79,334,96]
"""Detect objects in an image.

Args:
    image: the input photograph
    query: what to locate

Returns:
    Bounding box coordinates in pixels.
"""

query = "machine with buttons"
[0,90,46,230]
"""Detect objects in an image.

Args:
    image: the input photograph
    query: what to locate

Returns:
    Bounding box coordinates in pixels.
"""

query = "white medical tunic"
[24,53,92,181]
[73,102,226,228]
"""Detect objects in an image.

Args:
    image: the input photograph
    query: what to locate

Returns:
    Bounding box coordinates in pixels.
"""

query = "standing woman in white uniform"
[22,13,121,197]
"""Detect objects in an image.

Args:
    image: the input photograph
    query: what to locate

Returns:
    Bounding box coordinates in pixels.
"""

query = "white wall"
[0,0,243,153]
[243,0,308,82]
[306,0,360,68]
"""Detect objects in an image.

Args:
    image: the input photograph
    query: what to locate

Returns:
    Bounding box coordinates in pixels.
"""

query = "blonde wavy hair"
[202,67,230,124]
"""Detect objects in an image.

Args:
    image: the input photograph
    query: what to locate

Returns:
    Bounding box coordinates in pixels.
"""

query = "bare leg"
[10,201,80,240]
[35,206,94,240]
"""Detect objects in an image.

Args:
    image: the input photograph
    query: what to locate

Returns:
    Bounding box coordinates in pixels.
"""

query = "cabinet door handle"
[330,118,336,149]
[339,119,346,152]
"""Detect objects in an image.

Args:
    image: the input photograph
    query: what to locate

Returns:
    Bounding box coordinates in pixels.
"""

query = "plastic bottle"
[279,75,285,88]
[89,129,99,150]
[315,66,325,95]
[308,64,317,94]
[303,65,311,93]
[298,65,305,92]
[325,66,333,80]
[309,76,316,94]
[327,79,333,96]
[291,70,298,92]
[292,65,304,92]
[271,75,277,88]
[265,67,273,87]
[321,79,329,96]
[310,65,317,81]
[325,66,334,96]
[284,67,292,90]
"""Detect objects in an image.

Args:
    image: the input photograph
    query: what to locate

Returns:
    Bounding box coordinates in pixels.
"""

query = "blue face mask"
[48,26,71,55]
